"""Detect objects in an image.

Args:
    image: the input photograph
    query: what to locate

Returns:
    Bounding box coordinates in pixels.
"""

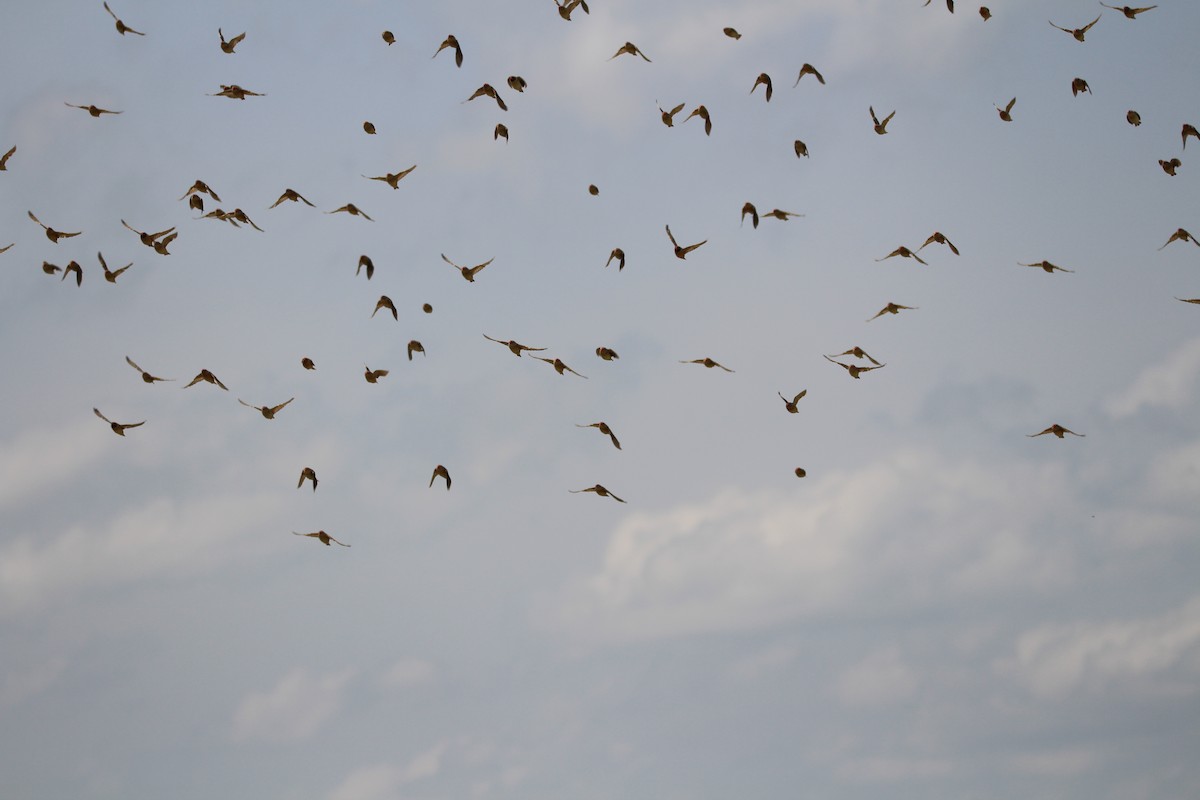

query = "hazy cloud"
[232,667,356,743]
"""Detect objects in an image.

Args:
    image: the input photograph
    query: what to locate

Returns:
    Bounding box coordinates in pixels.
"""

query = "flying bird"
[122,219,175,248]
[1050,15,1101,41]
[741,202,760,228]
[1027,424,1085,438]
[867,302,918,321]
[61,260,83,287]
[588,184,599,196]
[102,2,144,35]
[494,123,509,141]
[184,369,228,390]
[828,346,881,365]
[658,101,685,127]
[293,530,349,547]
[423,303,433,314]
[683,105,712,135]
[150,232,178,255]
[870,106,895,134]
[483,334,546,357]
[269,188,314,208]
[779,390,807,413]
[1020,260,1074,273]
[919,232,960,255]
[298,467,317,491]
[430,464,451,489]
[1071,77,1092,96]
[407,340,425,360]
[723,27,741,39]
[1175,297,1200,305]
[179,180,220,202]
[464,84,507,111]
[665,224,707,259]
[980,7,991,20]
[363,121,376,135]
[751,73,773,101]
[363,166,417,189]
[996,97,1016,122]
[825,355,886,378]
[1183,123,1199,150]
[94,408,144,436]
[372,295,398,320]
[1100,4,1157,19]
[570,485,625,503]
[533,356,587,378]
[0,244,12,254]
[507,76,527,92]
[877,246,927,265]
[442,253,493,282]
[364,366,389,383]
[794,140,809,158]
[765,209,803,222]
[126,356,173,383]
[42,262,62,276]
[433,34,463,66]
[680,357,734,372]
[0,145,15,170]
[327,203,373,220]
[596,347,619,361]
[577,422,620,449]
[219,28,245,53]
[1160,158,1182,176]
[795,467,807,478]
[66,102,122,117]
[1159,229,1200,249]
[793,63,825,86]
[555,0,589,21]
[301,358,316,370]
[99,252,131,283]
[208,84,265,99]
[28,211,81,243]
[382,30,395,45]
[923,0,954,10]
[238,397,294,419]
[610,42,651,61]
[606,248,626,271]
[357,255,374,279]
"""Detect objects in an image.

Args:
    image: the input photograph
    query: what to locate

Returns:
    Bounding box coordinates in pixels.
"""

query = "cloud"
[231,667,355,743]
[378,657,435,689]
[327,743,448,800]
[0,420,108,511]
[1105,337,1200,418]
[835,647,919,707]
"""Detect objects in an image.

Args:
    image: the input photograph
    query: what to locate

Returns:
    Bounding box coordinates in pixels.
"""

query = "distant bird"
[825,355,886,378]
[723,27,741,39]
[606,248,626,270]
[494,123,509,141]
[0,145,15,170]
[919,232,960,255]
[870,106,895,134]
[122,219,175,248]
[1050,15,1101,41]
[423,303,433,314]
[684,105,712,135]
[1071,77,1091,96]
[219,28,245,53]
[793,63,825,86]
[1160,158,1182,176]
[1100,4,1157,19]
[533,356,587,378]
[61,260,82,287]
[269,188,314,208]
[610,42,651,61]
[28,211,81,243]
[996,97,1016,122]
[828,346,881,366]
[507,75,527,92]
[867,302,918,321]
[980,7,991,20]
[1176,297,1200,304]
[229,208,262,231]
[208,84,265,99]
[301,357,316,370]
[42,262,62,276]
[741,202,760,228]
[238,397,294,419]
[1020,260,1074,273]
[555,0,589,21]
[665,224,707,259]
[430,464,451,489]
[99,252,131,283]
[765,209,803,222]
[795,467,807,478]
[188,195,204,211]
[103,2,144,35]
[327,203,372,221]
[66,102,123,117]
[570,484,625,503]
[659,101,685,127]
[464,84,507,111]
[588,184,599,196]
[1183,123,1199,150]
[151,232,178,255]
[433,34,463,67]
[372,295,398,320]
[298,467,317,491]
[923,0,954,10]
[1159,228,1200,249]
[680,357,734,372]
[1027,424,1084,438]
[94,408,144,436]
[1127,109,1142,126]
[484,334,546,357]
[578,421,620,449]
[596,347,619,361]
[363,165,417,189]
[779,390,807,413]
[407,340,425,360]
[794,140,809,158]
[364,366,389,383]
[442,253,493,282]
[382,30,395,45]
[292,530,349,547]
[184,369,228,390]
[180,180,220,202]
[363,121,376,134]
[126,355,174,383]
[877,246,927,265]
[751,72,773,101]
[356,255,374,280]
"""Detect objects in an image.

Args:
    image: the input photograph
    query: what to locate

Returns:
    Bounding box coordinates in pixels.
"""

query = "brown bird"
[596,347,619,361]
[533,356,587,378]
[183,369,228,390]
[61,260,83,287]
[659,101,685,127]
[188,195,204,212]
[1019,260,1074,273]
[867,302,918,321]
[94,408,144,436]
[610,42,651,61]
[372,295,398,320]
[99,252,131,283]
[877,246,928,265]
[103,2,144,35]
[382,30,395,45]
[484,334,546,357]
[507,75,527,92]
[1051,15,1101,41]
[230,208,263,231]
[1159,229,1200,250]
[741,202,760,229]
[578,421,620,449]
[680,357,734,372]
[1100,4,1157,19]
[870,106,895,134]
[122,219,175,248]
[825,355,886,378]
[606,248,626,271]
[555,0,590,21]
[1071,77,1091,96]
[665,224,707,259]
[765,209,803,222]
[292,530,349,547]
[430,464,451,490]
[298,467,318,491]
[363,165,417,189]
[751,72,773,101]
[793,63,825,86]
[1160,158,1182,176]
[723,27,741,39]
[795,467,807,478]
[28,211,81,243]
[828,347,881,366]
[996,97,1016,122]
[442,253,493,282]
[1027,424,1084,439]
[919,232,960,255]
[357,255,374,279]
[42,261,62,276]
[0,145,15,170]
[422,303,433,314]
[208,84,265,99]
[180,180,221,202]
[980,7,992,20]
[269,188,314,208]
[363,121,376,135]
[151,232,178,256]
[433,34,463,67]
[779,390,807,413]
[588,184,599,196]
[683,105,712,135]
[494,123,509,142]
[464,84,507,111]
[219,28,245,53]
[1175,297,1200,304]
[1183,123,1199,150]
[239,397,294,419]
[407,340,425,360]
[327,203,373,221]
[570,484,625,503]
[794,140,809,158]
[301,357,316,370]
[364,366,389,383]
[126,355,174,383]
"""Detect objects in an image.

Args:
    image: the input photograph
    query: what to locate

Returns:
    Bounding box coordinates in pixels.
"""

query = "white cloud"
[327,743,448,800]
[0,420,108,511]
[1105,337,1200,418]
[231,667,355,743]
[835,647,919,707]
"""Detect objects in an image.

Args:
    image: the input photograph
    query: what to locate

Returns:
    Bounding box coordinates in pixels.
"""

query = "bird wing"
[665,225,679,248]
[269,398,295,414]
[238,399,257,409]
[93,407,112,423]
[681,239,707,255]
[125,355,144,373]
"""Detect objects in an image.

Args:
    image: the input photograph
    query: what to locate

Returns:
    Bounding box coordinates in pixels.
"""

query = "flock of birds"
[6,1,1198,549]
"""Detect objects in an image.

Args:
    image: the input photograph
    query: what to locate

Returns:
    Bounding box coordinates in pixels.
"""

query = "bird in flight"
[269,188,314,208]
[433,34,463,67]
[1183,123,1199,150]
[61,260,83,287]
[1100,4,1156,19]
[407,340,426,361]
[0,145,15,170]
[430,464,451,490]
[301,358,316,370]
[372,295,398,320]
[533,356,587,378]
[364,366,389,384]
[723,27,741,39]
[298,467,317,491]
[484,335,546,357]
[996,97,1016,122]
[442,253,493,282]
[870,106,896,134]
[103,2,144,35]
[779,390,807,413]
[577,421,620,449]
[1127,110,1142,126]
[825,355,886,378]
[494,123,509,142]
[180,180,220,202]
[923,0,954,10]
[184,369,228,390]
[122,219,176,248]
[751,73,773,102]
[357,255,374,279]
[741,202,760,229]
[765,209,803,222]
[570,484,625,503]
[238,397,294,419]
[867,302,918,321]
[665,225,707,259]
[99,252,131,283]
[231,209,263,230]
[327,203,372,221]
[42,262,62,276]
[126,356,174,383]
[1071,78,1092,96]
[1027,424,1085,438]
[793,63,825,86]
[606,248,626,271]
[219,28,245,53]
[208,84,265,99]
[464,84,507,111]
[382,30,395,45]
[684,105,712,136]
[66,102,123,117]
[919,232,960,255]
[877,246,927,265]
[681,357,734,372]
[1050,15,1101,41]
[1160,158,1181,176]
[94,408,145,436]
[1020,260,1074,273]
[1175,297,1200,305]
[596,347,619,361]
[829,347,881,366]
[28,211,81,243]
[293,530,350,547]
[507,76,527,93]
[980,7,991,20]
[1159,228,1200,249]
[658,101,685,127]
[610,42,651,61]
[556,0,590,21]
[794,140,809,158]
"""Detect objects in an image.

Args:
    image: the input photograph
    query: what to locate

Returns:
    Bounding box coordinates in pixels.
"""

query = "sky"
[1,0,1199,798]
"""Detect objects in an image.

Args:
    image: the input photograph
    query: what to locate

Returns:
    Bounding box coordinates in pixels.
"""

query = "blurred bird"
[828,347,881,365]
[871,106,895,134]
[301,357,316,370]
[793,63,825,86]
[0,244,12,254]
[356,255,374,280]
[293,530,349,547]
[923,0,954,10]
[184,369,228,390]
[1159,229,1200,249]
[578,421,620,449]
[1176,297,1200,304]
[422,303,433,314]
[372,295,397,320]
[1071,77,1091,96]
[980,7,991,20]
[507,76,527,92]
[126,355,173,383]
[298,467,318,491]
[28,211,81,243]
[556,0,589,21]
[464,84,507,111]
[588,184,599,196]
[42,262,61,276]
[794,139,809,158]
[433,34,463,66]
[0,145,15,170]
[765,209,803,222]
[606,248,626,270]
[430,464,451,489]
[723,27,741,39]
[680,357,734,372]
[1027,424,1084,438]
[867,302,918,321]
[209,84,265,99]
[442,253,493,282]
[1127,110,1141,126]
[684,105,712,135]
[484,334,546,356]
[229,208,262,231]
[363,121,376,134]
[219,28,245,53]
[795,467,808,478]
[1160,158,1182,176]
[180,180,220,202]
[364,366,389,383]
[919,232,960,255]
[751,73,773,101]
[99,252,131,283]
[596,347,619,361]
[494,123,509,141]
[327,203,372,220]
[1100,4,1157,19]
[188,195,204,211]
[61,260,82,287]
[570,484,625,503]
[382,30,395,45]
[122,219,175,248]
[1020,260,1074,273]
[407,340,425,360]
[1051,15,1101,41]
[151,232,178,255]
[363,165,417,189]
[996,97,1016,121]
[825,355,886,378]
[877,246,927,265]
[239,397,294,418]
[533,356,587,378]
[659,101,685,127]
[269,188,314,208]
[103,2,144,35]
[94,408,144,436]
[779,390,807,413]
[1183,123,1199,149]
[610,42,651,61]
[665,225,707,259]
[741,202,760,228]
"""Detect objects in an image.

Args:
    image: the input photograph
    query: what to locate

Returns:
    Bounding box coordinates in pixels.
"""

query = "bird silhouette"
[122,219,175,248]
[1071,77,1092,96]
[765,209,803,222]
[578,421,620,449]
[269,188,314,208]
[327,203,372,221]
[507,76,527,92]
[298,467,318,491]
[126,356,174,383]
[442,253,493,282]
[794,140,809,158]
[219,28,245,53]
[430,465,451,489]
[680,357,734,372]
[42,262,62,276]
[433,34,463,67]
[751,73,773,101]
[407,340,426,360]
[825,355,886,378]
[665,225,707,259]
[793,63,825,86]
[1051,15,1101,41]
[867,303,918,321]
[61,260,83,287]
[877,246,927,265]
[596,347,619,361]
[606,248,626,271]
[382,30,395,45]
[484,334,545,356]
[364,366,389,383]
[464,84,507,111]
[1175,297,1200,305]
[919,232,960,255]
[555,0,590,20]
[494,123,509,141]
[1160,158,1181,176]
[723,27,741,39]
[1100,4,1156,19]
[610,42,651,61]
[533,356,587,378]
[1159,229,1200,249]
[363,121,376,135]
[179,180,220,202]
[301,357,316,370]
[741,202,760,229]
[372,295,398,320]
[658,101,685,127]
[1027,425,1084,438]
[99,252,131,283]
[1183,123,1199,150]
[28,211,81,243]
[870,106,896,134]
[208,84,265,99]
[357,255,374,279]
[1020,260,1074,273]
[828,347,881,366]
[183,369,228,390]
[293,530,349,547]
[103,2,143,35]
[94,408,145,436]
[684,105,712,135]
[996,97,1016,122]
[570,485,625,502]
[238,397,294,419]
[980,7,991,20]
[779,390,807,413]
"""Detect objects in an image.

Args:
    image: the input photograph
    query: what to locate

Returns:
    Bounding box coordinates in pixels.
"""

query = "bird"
[610,42,651,61]
[1019,260,1074,273]
[877,246,928,265]
[99,252,131,283]
[923,0,954,10]
[432,34,463,66]
[122,219,175,248]
[606,248,626,271]
[765,209,803,222]
[407,340,425,360]
[683,105,712,135]
[870,106,895,134]
[828,347,881,366]
[464,84,507,111]
[919,232,960,255]
[483,334,546,357]
[555,0,589,21]
[238,397,294,419]
[794,140,809,158]
[533,356,587,378]
[825,355,886,378]
[327,203,372,221]
[292,530,349,547]
[180,180,221,202]
[665,225,707,259]
[65,102,123,117]
[867,303,918,321]
[61,261,83,287]
[794,467,807,478]
[219,28,245,53]
[430,465,451,489]
[1175,297,1200,305]
[42,262,62,276]
[1027,424,1084,439]
[102,2,144,35]
[658,101,685,127]
[184,369,228,390]
[94,408,144,436]
[980,7,991,20]
[1159,229,1200,249]
[779,390,807,413]
[996,97,1016,122]
[578,422,620,449]
[1100,4,1157,19]
[680,357,734,372]
[1160,158,1182,176]
[1050,15,1101,41]
[298,467,317,491]
[364,366,389,383]
[442,253,493,282]
[588,184,599,196]
[570,485,625,503]
[382,30,395,45]
[1071,77,1091,96]
[596,347,619,361]
[363,165,417,189]
[793,63,825,86]
[0,145,15,170]
[507,76,527,92]
[741,202,760,229]
[723,27,741,39]
[28,211,81,243]
[1183,123,1199,150]
[126,356,174,383]
[208,84,265,99]
[188,195,204,212]
[301,357,316,370]
[372,295,398,320]
[1127,110,1142,126]
[751,73,773,101]
[423,303,433,314]
[151,232,178,256]
[494,124,509,142]
[0,244,12,254]
[357,255,374,279]
[269,188,314,208]
[229,208,262,231]
[363,121,376,135]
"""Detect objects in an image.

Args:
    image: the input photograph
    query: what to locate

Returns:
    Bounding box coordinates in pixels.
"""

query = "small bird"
[464,84,507,111]
[1027,424,1084,439]
[423,303,433,314]
[407,340,425,360]
[828,347,881,365]
[751,73,773,101]
[1159,229,1200,249]
[494,123,509,142]
[122,219,175,248]
[867,302,918,321]
[382,30,395,45]
[684,105,712,135]
[778,390,807,413]
[208,84,265,99]
[188,195,204,212]
[357,255,374,279]
[765,209,803,222]
[373,295,398,320]
[996,97,1016,122]
[665,225,707,259]
[229,208,262,231]
[151,232,178,256]
[794,467,807,478]
[1175,297,1200,305]
[99,252,131,283]
[293,530,349,547]
[555,0,589,21]
[870,106,895,134]
[433,34,463,67]
[126,355,174,383]
[484,334,546,357]
[301,357,316,370]
[980,7,992,20]
[0,244,12,254]
[94,408,145,436]
[596,347,619,361]
[578,421,620,449]
[238,397,294,419]
[793,63,825,86]
[1160,158,1182,176]
[825,355,886,378]
[533,356,587,378]
[364,366,389,383]
[1100,4,1157,19]
[327,203,373,221]
[919,232,960,255]
[610,42,651,61]
[269,188,314,208]
[430,465,451,490]
[219,28,245,53]
[42,261,62,276]
[28,211,81,243]
[794,140,809,158]
[184,369,228,390]
[298,467,318,491]
[363,165,417,189]
[570,484,625,503]
[923,0,954,10]
[442,253,493,282]
[1019,260,1074,273]
[507,75,527,92]
[658,101,685,127]
[741,202,760,229]
[0,145,15,170]
[680,357,734,372]
[1183,123,1199,150]
[1050,15,1101,41]
[877,246,927,265]
[103,2,144,35]
[61,260,83,287]
[723,27,741,39]
[588,184,599,196]
[606,248,626,271]
[363,121,376,135]
[180,180,220,202]
[1071,77,1091,96]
